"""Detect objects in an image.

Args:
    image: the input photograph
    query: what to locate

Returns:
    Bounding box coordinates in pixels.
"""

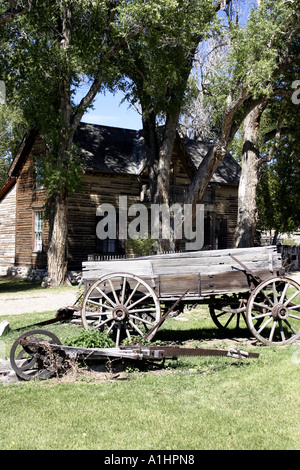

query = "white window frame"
[34,211,43,252]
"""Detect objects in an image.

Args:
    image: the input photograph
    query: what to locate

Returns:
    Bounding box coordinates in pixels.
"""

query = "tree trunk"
[184,141,227,205]
[154,112,182,253]
[46,2,72,286]
[142,110,159,201]
[47,189,69,286]
[154,112,180,206]
[234,104,263,247]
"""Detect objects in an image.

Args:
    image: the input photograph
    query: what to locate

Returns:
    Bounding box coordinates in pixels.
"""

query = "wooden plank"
[82,259,154,279]
[83,247,281,279]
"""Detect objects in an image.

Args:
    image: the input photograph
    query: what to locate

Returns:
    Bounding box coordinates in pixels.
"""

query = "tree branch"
[213,0,232,12]
[0,0,30,26]
[263,126,294,143]
[71,25,143,130]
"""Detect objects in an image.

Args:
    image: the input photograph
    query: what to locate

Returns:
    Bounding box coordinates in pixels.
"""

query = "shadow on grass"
[0,276,42,294]
[155,326,253,343]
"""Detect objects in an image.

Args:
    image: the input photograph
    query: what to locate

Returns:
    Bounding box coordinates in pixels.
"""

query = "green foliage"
[126,237,156,256]
[1,0,164,196]
[0,103,27,186]
[65,329,115,349]
[257,135,300,234]
[118,0,217,120]
[201,0,300,136]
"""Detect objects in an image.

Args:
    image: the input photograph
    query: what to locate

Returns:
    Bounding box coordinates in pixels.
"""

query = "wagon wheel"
[10,329,62,381]
[81,273,161,347]
[209,295,249,333]
[247,277,300,345]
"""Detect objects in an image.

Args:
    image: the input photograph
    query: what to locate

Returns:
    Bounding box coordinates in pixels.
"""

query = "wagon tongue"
[124,345,259,360]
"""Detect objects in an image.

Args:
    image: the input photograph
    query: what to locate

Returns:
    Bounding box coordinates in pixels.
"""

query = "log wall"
[67,172,141,269]
[14,137,48,268]
[0,183,16,265]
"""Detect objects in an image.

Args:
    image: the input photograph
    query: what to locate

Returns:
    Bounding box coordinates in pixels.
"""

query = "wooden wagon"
[80,246,300,347]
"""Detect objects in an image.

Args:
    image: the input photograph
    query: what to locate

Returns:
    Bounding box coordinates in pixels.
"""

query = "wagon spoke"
[128,319,144,337]
[284,319,299,335]
[121,276,127,305]
[287,304,300,312]
[279,282,290,304]
[96,316,114,329]
[129,307,157,314]
[257,316,273,335]
[269,320,277,342]
[96,287,116,308]
[129,314,155,327]
[214,311,229,319]
[284,290,300,307]
[251,311,271,320]
[224,313,235,329]
[253,301,272,311]
[108,279,119,305]
[125,325,131,341]
[86,300,114,311]
[107,320,116,335]
[127,293,151,310]
[288,313,300,319]
[272,282,278,304]
[116,324,121,347]
[280,322,286,342]
[124,281,141,307]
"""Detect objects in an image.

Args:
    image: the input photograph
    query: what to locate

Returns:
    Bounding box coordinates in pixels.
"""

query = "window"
[95,214,125,255]
[34,158,44,190]
[34,211,43,252]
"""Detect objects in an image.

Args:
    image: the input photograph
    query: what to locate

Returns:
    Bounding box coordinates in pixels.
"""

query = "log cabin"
[0,123,241,273]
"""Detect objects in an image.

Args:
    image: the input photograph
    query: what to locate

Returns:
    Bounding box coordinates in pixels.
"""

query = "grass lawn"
[0,278,300,450]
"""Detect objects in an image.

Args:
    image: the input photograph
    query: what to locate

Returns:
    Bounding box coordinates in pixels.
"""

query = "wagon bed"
[79,246,300,346]
[82,246,282,300]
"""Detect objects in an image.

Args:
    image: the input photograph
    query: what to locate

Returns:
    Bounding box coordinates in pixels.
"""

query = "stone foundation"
[0,265,82,285]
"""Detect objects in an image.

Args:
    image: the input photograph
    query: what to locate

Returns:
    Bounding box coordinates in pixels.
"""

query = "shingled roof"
[3,123,240,196]
[75,123,146,175]
[183,138,241,185]
[75,123,240,184]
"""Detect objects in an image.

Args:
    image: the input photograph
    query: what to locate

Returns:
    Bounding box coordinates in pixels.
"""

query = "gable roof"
[75,123,241,184]
[75,123,146,175]
[3,123,240,192]
[182,138,241,185]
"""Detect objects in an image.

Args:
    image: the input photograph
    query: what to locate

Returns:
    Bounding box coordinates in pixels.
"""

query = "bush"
[127,237,156,256]
[65,329,114,349]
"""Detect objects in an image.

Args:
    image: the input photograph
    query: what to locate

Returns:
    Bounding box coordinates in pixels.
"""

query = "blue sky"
[79,1,258,131]
[80,89,143,130]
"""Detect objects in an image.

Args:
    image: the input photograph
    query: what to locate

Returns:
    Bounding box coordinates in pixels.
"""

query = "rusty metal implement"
[10,329,259,381]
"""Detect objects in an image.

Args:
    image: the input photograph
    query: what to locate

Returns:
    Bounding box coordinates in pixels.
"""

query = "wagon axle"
[272,304,289,321]
[112,305,130,322]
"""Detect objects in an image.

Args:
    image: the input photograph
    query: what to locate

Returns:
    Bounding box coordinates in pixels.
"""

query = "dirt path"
[0,289,79,316]
[0,271,299,317]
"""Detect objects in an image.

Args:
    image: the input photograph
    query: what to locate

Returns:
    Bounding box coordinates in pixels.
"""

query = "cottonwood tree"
[181,0,300,247]
[1,0,159,285]
[116,0,232,250]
